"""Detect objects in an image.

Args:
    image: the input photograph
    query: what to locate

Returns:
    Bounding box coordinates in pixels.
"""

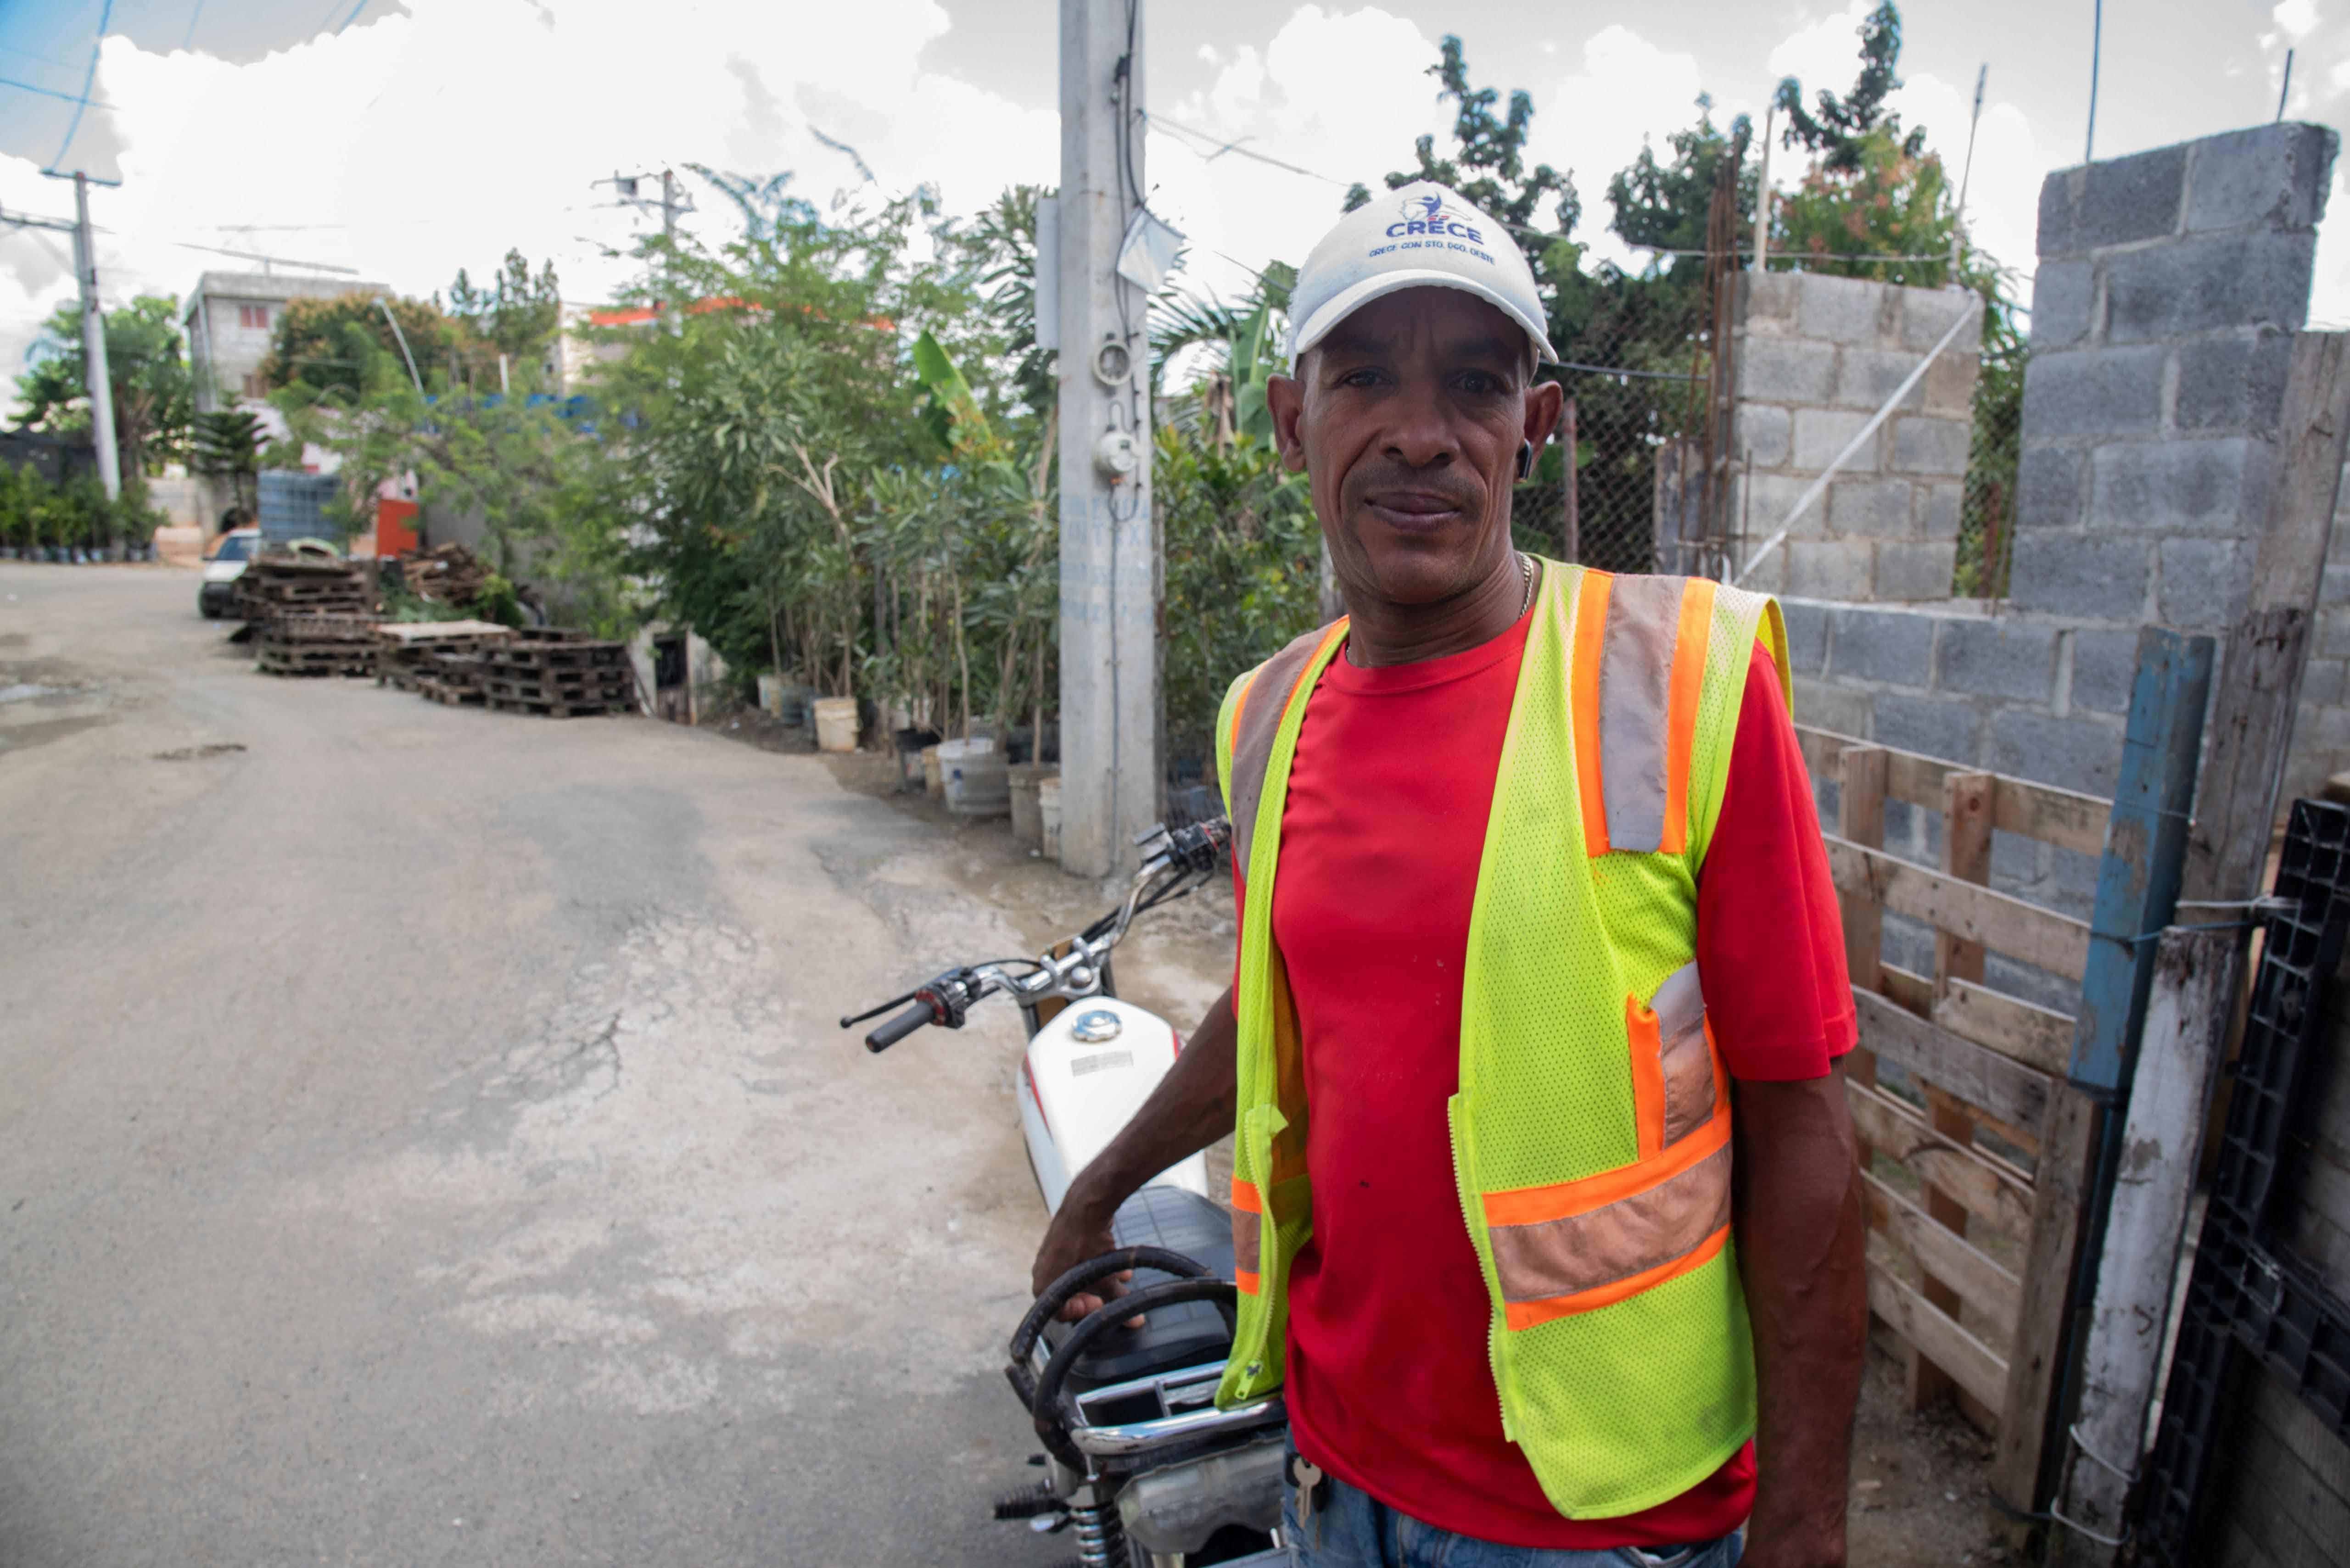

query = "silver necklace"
[1514,551,1534,619]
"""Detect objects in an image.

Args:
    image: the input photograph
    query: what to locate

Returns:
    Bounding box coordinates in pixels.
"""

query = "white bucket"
[1037,774,1062,860]
[757,673,783,716]
[813,696,859,753]
[940,737,1009,818]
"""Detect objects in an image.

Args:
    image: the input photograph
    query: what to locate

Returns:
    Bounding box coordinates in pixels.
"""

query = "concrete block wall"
[1728,272,1982,603]
[2287,460,2350,804]
[2011,123,2335,633]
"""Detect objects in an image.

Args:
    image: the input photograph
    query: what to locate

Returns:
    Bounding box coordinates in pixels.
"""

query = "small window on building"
[238,304,270,330]
[241,374,266,399]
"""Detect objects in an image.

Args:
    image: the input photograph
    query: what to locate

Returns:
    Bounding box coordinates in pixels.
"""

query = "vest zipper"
[1447,1092,1515,1442]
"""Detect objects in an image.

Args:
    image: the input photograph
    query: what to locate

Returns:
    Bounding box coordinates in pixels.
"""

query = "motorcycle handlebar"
[863,1002,933,1053]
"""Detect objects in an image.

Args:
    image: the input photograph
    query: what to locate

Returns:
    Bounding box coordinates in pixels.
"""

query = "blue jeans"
[1283,1466,1743,1568]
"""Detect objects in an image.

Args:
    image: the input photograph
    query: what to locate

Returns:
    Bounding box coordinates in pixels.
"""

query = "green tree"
[12,295,195,477]
[189,408,268,519]
[445,249,563,368]
[259,292,460,397]
[1772,1,1926,173]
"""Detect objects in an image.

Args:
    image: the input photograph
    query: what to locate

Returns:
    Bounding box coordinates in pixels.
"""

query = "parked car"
[197,527,260,619]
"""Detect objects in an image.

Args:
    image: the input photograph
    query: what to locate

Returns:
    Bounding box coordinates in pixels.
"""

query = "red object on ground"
[375,498,420,558]
[1230,612,1853,1550]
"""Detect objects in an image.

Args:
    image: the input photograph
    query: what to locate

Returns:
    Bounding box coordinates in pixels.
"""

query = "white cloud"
[1529,25,1707,268]
[1767,0,1879,96]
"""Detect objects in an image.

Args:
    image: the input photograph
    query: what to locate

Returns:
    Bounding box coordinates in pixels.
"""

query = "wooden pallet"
[1796,722,2102,1436]
[486,695,621,719]
[487,642,627,671]
[483,675,633,706]
[415,676,484,706]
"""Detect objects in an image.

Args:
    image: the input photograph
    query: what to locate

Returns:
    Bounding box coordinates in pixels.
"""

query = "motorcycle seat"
[1040,1183,1238,1395]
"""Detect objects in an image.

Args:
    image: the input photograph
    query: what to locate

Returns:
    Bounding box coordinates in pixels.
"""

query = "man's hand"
[1733,1066,1868,1568]
[1024,987,1240,1323]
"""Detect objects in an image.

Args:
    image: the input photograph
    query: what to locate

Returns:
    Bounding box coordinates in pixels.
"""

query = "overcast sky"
[1,0,2344,391]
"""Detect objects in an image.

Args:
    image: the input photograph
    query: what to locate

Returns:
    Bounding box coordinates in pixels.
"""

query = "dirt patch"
[1849,1330,2011,1564]
[153,742,248,761]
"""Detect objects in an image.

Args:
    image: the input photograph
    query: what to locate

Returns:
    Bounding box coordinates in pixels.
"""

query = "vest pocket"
[1477,962,1733,1333]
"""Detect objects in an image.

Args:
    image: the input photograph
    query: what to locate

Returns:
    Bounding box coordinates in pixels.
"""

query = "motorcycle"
[844,817,1289,1567]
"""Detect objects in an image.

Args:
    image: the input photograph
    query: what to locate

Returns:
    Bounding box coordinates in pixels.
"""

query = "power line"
[0,74,117,110]
[52,0,113,169]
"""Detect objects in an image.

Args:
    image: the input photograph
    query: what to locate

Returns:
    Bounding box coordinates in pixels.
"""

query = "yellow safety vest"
[1211,559,1790,1519]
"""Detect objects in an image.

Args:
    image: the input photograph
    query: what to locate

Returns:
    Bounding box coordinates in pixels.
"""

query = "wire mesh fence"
[1953,337,2026,599]
[1509,272,1724,576]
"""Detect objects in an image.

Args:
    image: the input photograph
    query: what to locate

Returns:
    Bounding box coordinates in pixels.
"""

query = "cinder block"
[1983,952,2086,1016]
[2104,231,2317,342]
[1735,472,1814,538]
[1874,541,1958,602]
[1792,674,1873,736]
[2183,123,2339,234]
[2175,331,2295,432]
[2157,536,2249,628]
[2008,534,2152,619]
[1796,273,1898,346]
[1737,336,1839,404]
[1902,289,1981,352]
[2039,143,2189,257]
[1918,482,1963,541]
[2068,628,2142,714]
[2019,345,2166,439]
[1828,478,1916,537]
[2089,438,2255,535]
[1779,598,1830,674]
[1874,692,1983,763]
[2297,656,2350,710]
[2317,605,2350,662]
[2015,446,2088,532]
[1739,271,1803,329]
[1890,416,1973,476]
[1736,403,1792,468]
[2031,260,2097,350]
[1922,350,1981,418]
[1739,546,1791,597]
[1793,407,1881,471]
[1829,606,1934,685]
[1937,618,2059,704]
[1834,347,1931,413]
[1992,709,2126,797]
[2321,562,2350,608]
[1787,540,1874,602]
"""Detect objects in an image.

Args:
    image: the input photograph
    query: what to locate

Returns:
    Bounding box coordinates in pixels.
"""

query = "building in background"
[181,271,390,413]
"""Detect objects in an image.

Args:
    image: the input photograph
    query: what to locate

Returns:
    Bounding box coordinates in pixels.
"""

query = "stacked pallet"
[257,615,380,677]
[235,555,376,621]
[397,543,492,608]
[374,620,514,691]
[416,651,488,706]
[482,634,634,718]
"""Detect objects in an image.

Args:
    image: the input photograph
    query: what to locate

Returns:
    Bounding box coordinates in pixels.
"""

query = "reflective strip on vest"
[1226,620,1349,883]
[1229,1176,1262,1293]
[1575,573,1720,857]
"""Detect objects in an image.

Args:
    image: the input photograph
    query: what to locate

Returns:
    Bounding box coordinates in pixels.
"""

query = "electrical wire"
[50,0,113,170]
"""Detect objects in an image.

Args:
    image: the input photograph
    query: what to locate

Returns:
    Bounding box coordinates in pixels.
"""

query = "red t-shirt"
[1231,603,1853,1550]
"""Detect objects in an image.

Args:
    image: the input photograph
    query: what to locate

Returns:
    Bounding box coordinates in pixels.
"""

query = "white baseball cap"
[1285,181,1556,369]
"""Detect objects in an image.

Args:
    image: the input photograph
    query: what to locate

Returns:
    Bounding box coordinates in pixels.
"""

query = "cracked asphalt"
[0,564,1099,1566]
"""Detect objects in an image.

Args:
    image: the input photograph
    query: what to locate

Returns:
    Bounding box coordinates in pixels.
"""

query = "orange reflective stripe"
[1485,1137,1734,1324]
[1226,671,1254,770]
[1571,569,1613,856]
[1503,1224,1731,1330]
[1229,1177,1262,1213]
[1235,1270,1261,1295]
[1660,577,1715,855]
[1481,1109,1732,1228]
[1626,996,1667,1161]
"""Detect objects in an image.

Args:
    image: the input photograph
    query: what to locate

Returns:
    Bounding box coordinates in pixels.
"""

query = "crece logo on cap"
[1387,192,1484,246]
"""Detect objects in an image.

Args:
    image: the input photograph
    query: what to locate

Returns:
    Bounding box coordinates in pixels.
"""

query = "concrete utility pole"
[62,173,121,501]
[1055,0,1161,876]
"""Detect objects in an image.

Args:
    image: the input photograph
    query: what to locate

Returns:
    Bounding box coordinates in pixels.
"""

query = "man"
[1034,183,1867,1568]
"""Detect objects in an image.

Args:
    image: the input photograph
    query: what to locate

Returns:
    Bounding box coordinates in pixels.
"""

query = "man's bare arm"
[1733,1066,1869,1568]
[1030,986,1239,1319]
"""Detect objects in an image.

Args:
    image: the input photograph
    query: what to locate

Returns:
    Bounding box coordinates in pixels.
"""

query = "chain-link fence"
[1509,273,1723,576]
[1953,335,2026,599]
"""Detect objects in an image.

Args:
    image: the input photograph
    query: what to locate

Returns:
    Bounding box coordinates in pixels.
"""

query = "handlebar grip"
[864,1003,933,1053]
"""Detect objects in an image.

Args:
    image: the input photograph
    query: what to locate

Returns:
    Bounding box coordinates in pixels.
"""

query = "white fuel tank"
[1020,996,1210,1214]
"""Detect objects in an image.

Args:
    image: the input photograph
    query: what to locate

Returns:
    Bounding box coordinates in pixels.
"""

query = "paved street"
[0,564,1112,1566]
